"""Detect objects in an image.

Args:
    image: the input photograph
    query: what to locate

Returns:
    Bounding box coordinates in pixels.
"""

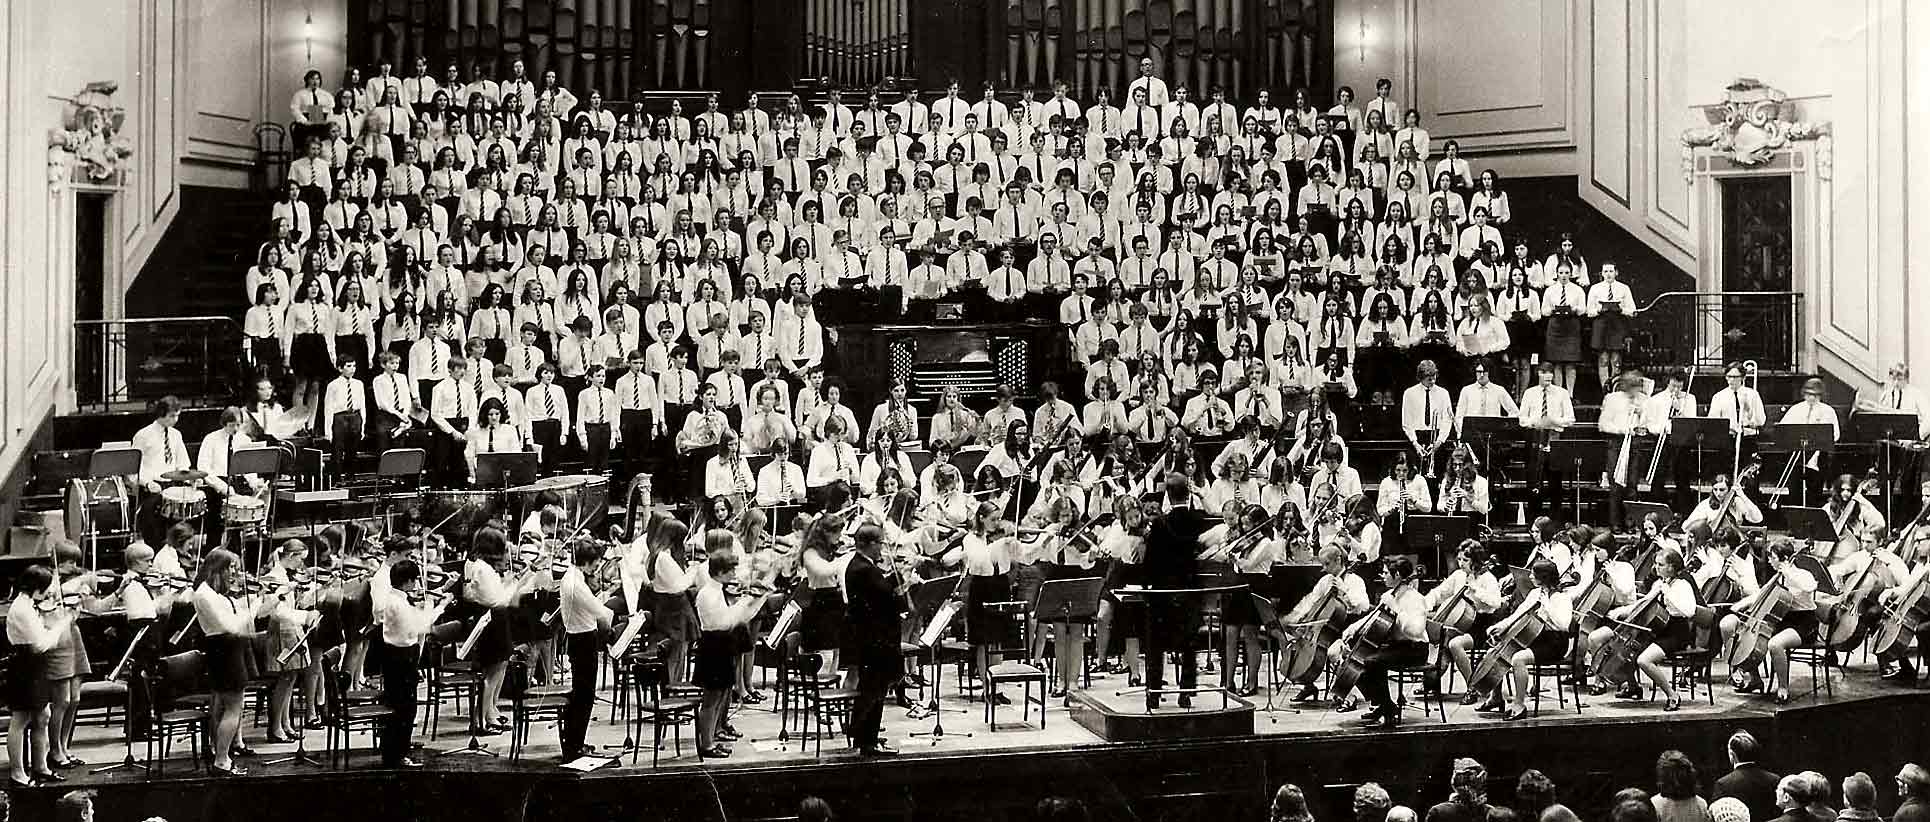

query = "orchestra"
[27,65,1930,785]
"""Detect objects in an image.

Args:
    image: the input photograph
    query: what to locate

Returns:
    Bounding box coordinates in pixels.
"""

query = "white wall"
[1345,0,1930,390]
[184,0,348,186]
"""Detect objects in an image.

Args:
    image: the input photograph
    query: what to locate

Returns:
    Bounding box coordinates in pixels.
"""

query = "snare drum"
[223,494,267,526]
[159,486,207,522]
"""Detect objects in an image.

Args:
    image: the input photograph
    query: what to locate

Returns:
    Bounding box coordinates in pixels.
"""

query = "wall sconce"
[1358,14,1370,63]
[304,9,314,65]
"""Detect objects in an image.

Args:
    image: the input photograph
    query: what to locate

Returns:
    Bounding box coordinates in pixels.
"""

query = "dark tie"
[545,386,556,416]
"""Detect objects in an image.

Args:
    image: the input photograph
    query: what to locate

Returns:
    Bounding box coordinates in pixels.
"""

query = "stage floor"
[46,651,1909,783]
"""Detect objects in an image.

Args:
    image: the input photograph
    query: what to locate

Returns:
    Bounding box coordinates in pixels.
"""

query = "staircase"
[127,185,277,322]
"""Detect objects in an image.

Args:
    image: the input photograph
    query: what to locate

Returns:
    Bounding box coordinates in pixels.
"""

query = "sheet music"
[919,600,961,647]
[761,599,803,650]
[608,613,647,658]
[456,610,493,660]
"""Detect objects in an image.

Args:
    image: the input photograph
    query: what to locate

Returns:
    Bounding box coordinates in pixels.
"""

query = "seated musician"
[1024,461,1089,526]
[1600,549,1698,709]
[1775,378,1840,503]
[151,521,200,580]
[866,380,921,447]
[1200,503,1287,697]
[1213,416,1274,480]
[1083,378,1132,440]
[1433,445,1491,520]
[464,397,527,482]
[1689,525,1760,611]
[1332,499,1384,566]
[1719,539,1829,703]
[1430,540,1504,702]
[1682,473,1765,533]
[1125,382,1180,445]
[1205,453,1263,514]
[980,418,1037,494]
[1336,556,1430,730]
[132,396,195,529]
[1285,411,1350,472]
[918,463,976,532]
[928,385,982,451]
[1285,546,1371,704]
[860,428,919,494]
[1261,445,1310,525]
[1182,369,1236,438]
[1471,559,1573,721]
[1820,474,1886,561]
[1307,442,1365,544]
[1376,452,1432,547]
[1878,555,1930,682]
[705,434,757,501]
[754,439,808,507]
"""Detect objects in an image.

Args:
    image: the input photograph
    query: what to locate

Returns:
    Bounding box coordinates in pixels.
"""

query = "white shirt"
[131,421,191,485]
[559,566,614,634]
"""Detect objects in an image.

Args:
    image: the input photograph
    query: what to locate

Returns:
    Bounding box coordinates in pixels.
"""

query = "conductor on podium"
[1145,473,1210,709]
[845,524,901,756]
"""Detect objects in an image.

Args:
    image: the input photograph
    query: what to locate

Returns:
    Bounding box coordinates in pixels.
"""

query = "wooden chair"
[505,653,569,759]
[320,649,392,768]
[1526,636,1585,716]
[145,650,210,776]
[1660,606,1720,705]
[625,658,701,766]
[982,600,1048,730]
[253,122,291,192]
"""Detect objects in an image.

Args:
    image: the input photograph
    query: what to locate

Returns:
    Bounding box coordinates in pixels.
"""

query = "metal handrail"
[74,315,246,412]
[1633,290,1804,314]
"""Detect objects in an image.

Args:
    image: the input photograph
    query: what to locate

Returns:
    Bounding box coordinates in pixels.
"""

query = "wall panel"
[1411,0,1571,151]
[1587,0,1629,204]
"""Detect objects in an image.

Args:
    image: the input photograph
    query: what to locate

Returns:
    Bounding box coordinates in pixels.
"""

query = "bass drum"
[515,474,610,534]
[66,477,131,542]
[418,490,509,544]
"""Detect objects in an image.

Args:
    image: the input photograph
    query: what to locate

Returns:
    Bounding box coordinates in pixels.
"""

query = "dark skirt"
[645,589,695,644]
[448,599,513,667]
[1505,317,1542,358]
[1782,609,1821,645]
[249,337,286,375]
[5,641,51,710]
[1528,630,1572,665]
[1590,312,1630,352]
[292,332,334,379]
[694,630,737,690]
[1544,314,1584,363]
[1222,573,1271,627]
[335,334,371,374]
[1654,615,1695,655]
[43,623,88,681]
[966,573,1016,647]
[798,585,845,652]
[200,633,251,692]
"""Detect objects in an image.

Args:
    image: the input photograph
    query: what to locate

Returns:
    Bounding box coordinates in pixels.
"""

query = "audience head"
[1516,770,1557,815]
[1655,750,1701,799]
[1726,729,1763,767]
[1899,764,1930,799]
[1270,784,1313,822]
[1354,783,1393,822]
[1708,798,1749,822]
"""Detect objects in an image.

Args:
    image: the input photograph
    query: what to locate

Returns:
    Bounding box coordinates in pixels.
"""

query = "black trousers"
[1356,640,1429,712]
[1144,611,1197,707]
[849,647,898,750]
[124,617,158,738]
[436,419,470,488]
[379,642,421,766]
[582,422,613,475]
[619,409,653,484]
[561,629,602,754]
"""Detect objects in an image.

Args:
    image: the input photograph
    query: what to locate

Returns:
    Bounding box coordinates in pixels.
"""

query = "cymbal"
[160,469,207,483]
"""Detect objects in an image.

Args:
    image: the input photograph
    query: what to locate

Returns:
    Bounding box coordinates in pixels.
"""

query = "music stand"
[908,574,972,743]
[1459,416,1513,474]
[1852,411,1919,522]
[1034,576,1103,691]
[951,447,989,483]
[1765,423,1836,508]
[1549,438,1608,525]
[1779,505,1836,543]
[1405,515,1470,580]
[376,448,428,531]
[83,447,141,569]
[227,446,284,569]
[90,621,154,775]
[1667,417,1732,496]
[1247,594,1297,719]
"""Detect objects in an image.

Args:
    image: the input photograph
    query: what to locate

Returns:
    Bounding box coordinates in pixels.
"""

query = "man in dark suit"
[1713,730,1783,822]
[1894,764,1930,822]
[845,523,902,756]
[1143,473,1208,710]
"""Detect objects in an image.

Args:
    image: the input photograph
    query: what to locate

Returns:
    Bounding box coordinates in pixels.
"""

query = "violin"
[1590,585,1671,686]
[1329,603,1398,698]
[1725,572,1794,669]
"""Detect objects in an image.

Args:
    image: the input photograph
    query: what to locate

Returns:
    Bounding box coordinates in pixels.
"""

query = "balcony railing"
[1627,291,1803,372]
[74,316,245,412]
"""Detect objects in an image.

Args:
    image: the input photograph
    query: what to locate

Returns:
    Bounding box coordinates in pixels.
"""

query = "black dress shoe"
[1177,695,1192,709]
[33,769,66,783]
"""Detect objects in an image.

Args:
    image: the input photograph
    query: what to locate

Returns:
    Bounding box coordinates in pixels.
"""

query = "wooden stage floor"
[16,653,1930,822]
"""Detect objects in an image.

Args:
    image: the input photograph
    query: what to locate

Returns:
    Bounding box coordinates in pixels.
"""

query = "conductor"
[845,523,902,756]
[1144,472,1210,710]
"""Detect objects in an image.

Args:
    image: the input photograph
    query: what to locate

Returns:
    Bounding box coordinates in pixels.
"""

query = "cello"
[1724,573,1794,669]
[1589,586,1670,685]
[1569,561,1623,634]
[1328,603,1398,699]
[1467,601,1547,694]
[1277,577,1353,681]
[1826,551,1895,649]
[1872,569,1930,657]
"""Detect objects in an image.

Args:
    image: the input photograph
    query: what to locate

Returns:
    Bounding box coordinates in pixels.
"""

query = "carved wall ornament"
[1680,77,1830,182]
[46,81,134,187]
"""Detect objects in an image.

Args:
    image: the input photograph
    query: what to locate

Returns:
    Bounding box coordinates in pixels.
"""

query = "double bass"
[1328,603,1398,699]
[1468,601,1548,693]
[1590,586,1670,685]
[1725,573,1794,669]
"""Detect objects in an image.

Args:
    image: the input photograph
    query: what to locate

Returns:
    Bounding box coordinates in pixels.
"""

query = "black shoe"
[1290,684,1320,703]
[1663,697,1681,712]
[1459,691,1482,706]
[1372,713,1402,730]
[991,692,1012,706]
[1502,707,1528,721]
[1616,685,1644,701]
[1146,698,1162,711]
[1476,695,1505,713]
[1177,695,1192,709]
[717,728,742,742]
[32,769,65,783]
[860,743,900,757]
[8,777,33,788]
[209,764,246,777]
[700,746,731,759]
[1334,696,1359,713]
